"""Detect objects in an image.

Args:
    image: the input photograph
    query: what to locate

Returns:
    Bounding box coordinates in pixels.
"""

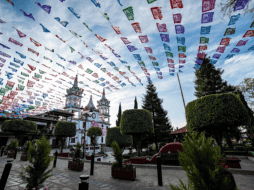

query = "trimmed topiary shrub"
[186,93,250,154]
[120,109,153,157]
[87,127,102,154]
[106,127,133,153]
[54,121,76,153]
[2,119,37,142]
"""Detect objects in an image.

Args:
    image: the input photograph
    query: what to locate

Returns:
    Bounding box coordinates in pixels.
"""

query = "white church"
[63,75,110,153]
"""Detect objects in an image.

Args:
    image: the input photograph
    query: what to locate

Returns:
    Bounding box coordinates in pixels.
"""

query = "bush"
[169,131,237,190]
[111,141,123,168]
[9,139,18,151]
[72,142,83,162]
[19,135,54,190]
[87,127,102,154]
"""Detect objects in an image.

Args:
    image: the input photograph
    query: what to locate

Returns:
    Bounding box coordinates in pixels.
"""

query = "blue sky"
[0,0,254,130]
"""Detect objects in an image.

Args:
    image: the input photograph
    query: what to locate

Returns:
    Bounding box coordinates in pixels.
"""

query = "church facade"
[64,75,110,152]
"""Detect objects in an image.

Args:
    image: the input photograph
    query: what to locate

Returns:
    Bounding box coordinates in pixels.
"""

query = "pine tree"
[141,82,173,152]
[194,55,236,98]
[116,103,122,127]
[134,96,138,109]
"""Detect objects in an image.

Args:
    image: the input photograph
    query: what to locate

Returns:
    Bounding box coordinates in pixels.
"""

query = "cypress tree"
[194,55,236,99]
[134,96,138,109]
[141,82,173,152]
[116,103,122,127]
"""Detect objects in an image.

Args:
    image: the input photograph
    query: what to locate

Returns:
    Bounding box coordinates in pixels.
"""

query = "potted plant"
[68,142,84,171]
[111,141,136,181]
[20,141,31,161]
[7,139,18,158]
[19,135,55,190]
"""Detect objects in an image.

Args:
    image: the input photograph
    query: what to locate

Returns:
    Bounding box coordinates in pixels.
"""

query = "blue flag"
[200,26,211,34]
[55,17,69,27]
[170,73,174,76]
[120,60,127,64]
[176,37,185,45]
[154,67,160,71]
[57,54,66,61]
[127,45,138,52]
[35,2,51,14]
[209,59,218,64]
[16,51,26,59]
[201,12,214,24]
[196,59,203,65]
[163,43,171,51]
[91,0,101,8]
[133,54,142,61]
[40,23,50,33]
[14,58,24,66]
[5,71,14,79]
[228,13,240,25]
[68,7,81,18]
[225,54,235,59]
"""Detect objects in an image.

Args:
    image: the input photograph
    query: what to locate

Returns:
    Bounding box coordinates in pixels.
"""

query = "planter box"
[4,150,8,155]
[86,155,104,161]
[20,153,28,161]
[219,158,241,169]
[58,152,69,157]
[68,160,84,171]
[111,167,136,181]
[7,152,14,158]
[130,157,147,164]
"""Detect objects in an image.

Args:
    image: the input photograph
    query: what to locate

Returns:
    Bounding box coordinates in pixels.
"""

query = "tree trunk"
[155,142,159,152]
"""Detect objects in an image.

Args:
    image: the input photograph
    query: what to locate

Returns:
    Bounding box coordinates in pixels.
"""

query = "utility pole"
[177,73,186,119]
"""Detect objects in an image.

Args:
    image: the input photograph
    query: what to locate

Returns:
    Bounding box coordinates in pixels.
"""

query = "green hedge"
[161,153,179,161]
[186,93,250,132]
[120,109,153,135]
[224,151,248,156]
[106,127,132,148]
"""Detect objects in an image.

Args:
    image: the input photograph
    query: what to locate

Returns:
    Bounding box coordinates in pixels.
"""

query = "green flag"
[138,61,145,67]
[250,21,254,28]
[85,69,93,74]
[178,46,186,52]
[123,6,134,21]
[18,76,26,80]
[18,84,25,90]
[0,100,2,104]
[101,68,107,72]
[152,62,159,66]
[125,66,131,70]
[93,80,99,84]
[34,73,42,79]
[0,88,7,96]
[69,46,75,53]
[200,37,209,44]
[18,79,24,84]
[166,52,173,58]
[147,0,157,4]
[100,12,109,20]
[43,56,52,62]
[21,72,29,77]
[114,67,119,71]
[39,70,46,74]
[69,30,82,38]
[83,23,92,32]
[5,84,13,91]
[30,58,40,63]
[79,81,84,84]
[224,28,235,36]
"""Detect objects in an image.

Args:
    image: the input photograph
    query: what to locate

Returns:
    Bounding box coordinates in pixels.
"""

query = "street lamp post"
[82,112,91,159]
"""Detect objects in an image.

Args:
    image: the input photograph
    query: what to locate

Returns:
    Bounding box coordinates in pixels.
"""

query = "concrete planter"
[68,160,84,171]
[58,152,69,157]
[20,152,28,161]
[111,167,136,181]
[7,152,14,158]
[86,155,104,161]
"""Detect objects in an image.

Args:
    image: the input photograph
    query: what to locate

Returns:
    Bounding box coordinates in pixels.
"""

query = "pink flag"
[149,55,156,60]
[243,30,254,38]
[144,47,153,54]
[173,13,182,23]
[167,59,174,63]
[8,38,23,47]
[30,38,42,47]
[156,23,167,32]
[15,29,26,38]
[139,35,149,43]
[179,53,186,58]
[202,0,216,13]
[120,37,131,45]
[170,0,183,9]
[131,22,142,33]
[27,64,36,71]
[220,38,231,46]
[95,34,107,42]
[198,45,207,51]
[111,25,121,34]
[197,53,206,58]
[216,46,226,53]
[179,59,186,64]
[151,7,163,20]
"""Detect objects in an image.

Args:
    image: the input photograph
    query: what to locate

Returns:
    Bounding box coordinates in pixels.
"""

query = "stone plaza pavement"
[0,152,254,190]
